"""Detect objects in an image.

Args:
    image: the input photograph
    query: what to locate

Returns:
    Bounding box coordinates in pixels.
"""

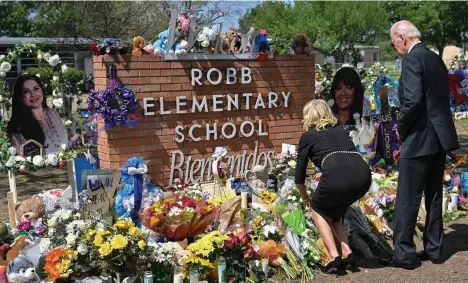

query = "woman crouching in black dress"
[295,99,371,274]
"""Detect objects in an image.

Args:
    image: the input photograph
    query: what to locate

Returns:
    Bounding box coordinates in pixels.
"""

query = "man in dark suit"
[380,20,459,269]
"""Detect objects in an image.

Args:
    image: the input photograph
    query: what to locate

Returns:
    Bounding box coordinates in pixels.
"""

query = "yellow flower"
[113,219,134,230]
[182,255,213,268]
[86,229,96,239]
[98,242,113,257]
[94,236,104,247]
[259,191,277,204]
[128,227,141,238]
[110,235,128,250]
[138,240,146,250]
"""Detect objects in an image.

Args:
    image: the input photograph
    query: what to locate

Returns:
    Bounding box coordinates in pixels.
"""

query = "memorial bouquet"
[44,247,79,280]
[141,193,220,241]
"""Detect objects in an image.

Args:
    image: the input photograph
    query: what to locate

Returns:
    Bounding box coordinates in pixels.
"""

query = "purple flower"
[34,224,45,234]
[385,196,393,203]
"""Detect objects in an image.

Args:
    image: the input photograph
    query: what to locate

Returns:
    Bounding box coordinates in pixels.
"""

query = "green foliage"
[23,66,55,95]
[238,1,387,56]
[0,2,35,36]
[63,67,87,92]
[384,1,468,58]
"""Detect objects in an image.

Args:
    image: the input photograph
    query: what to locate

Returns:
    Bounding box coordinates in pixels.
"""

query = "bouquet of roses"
[141,193,220,241]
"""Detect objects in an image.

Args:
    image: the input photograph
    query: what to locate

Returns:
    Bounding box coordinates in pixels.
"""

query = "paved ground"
[315,217,468,283]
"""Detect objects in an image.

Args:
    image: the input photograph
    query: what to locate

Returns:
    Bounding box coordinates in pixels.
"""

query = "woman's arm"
[295,132,312,208]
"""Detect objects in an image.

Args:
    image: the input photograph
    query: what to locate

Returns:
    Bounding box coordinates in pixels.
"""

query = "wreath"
[87,67,140,130]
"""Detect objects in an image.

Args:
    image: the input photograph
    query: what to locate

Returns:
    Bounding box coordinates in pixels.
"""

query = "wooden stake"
[67,159,78,201]
[8,192,16,227]
[8,170,17,202]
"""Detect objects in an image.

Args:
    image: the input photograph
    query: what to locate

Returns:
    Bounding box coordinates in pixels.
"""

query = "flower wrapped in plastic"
[141,193,220,241]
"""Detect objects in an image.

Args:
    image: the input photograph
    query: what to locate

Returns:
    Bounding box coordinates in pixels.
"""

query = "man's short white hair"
[391,20,421,39]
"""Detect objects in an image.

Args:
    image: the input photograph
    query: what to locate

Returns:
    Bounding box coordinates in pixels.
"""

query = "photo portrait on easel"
[6,74,68,156]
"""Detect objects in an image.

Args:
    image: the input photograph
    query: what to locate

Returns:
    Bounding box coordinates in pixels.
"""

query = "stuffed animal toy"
[197,26,218,50]
[292,34,311,54]
[255,29,270,53]
[6,255,38,283]
[245,165,269,202]
[153,30,169,56]
[177,13,191,37]
[14,197,45,222]
[132,36,149,56]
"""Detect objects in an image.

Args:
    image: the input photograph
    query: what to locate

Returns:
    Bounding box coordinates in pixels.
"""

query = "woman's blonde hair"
[302,99,338,131]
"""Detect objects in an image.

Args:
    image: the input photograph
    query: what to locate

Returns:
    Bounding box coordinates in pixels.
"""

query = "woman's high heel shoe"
[343,252,356,270]
[320,256,345,275]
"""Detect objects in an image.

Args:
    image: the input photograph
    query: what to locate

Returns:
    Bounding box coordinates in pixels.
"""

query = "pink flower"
[16,221,32,231]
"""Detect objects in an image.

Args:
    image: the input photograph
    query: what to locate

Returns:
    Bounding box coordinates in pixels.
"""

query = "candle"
[241,192,248,209]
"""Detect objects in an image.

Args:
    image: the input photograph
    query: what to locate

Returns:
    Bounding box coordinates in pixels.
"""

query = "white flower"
[42,52,50,61]
[52,97,63,108]
[8,147,16,156]
[47,217,57,227]
[0,61,11,73]
[369,70,374,75]
[0,71,5,77]
[65,233,77,246]
[48,55,60,67]
[263,225,278,238]
[77,244,88,255]
[60,209,72,220]
[61,64,68,73]
[36,74,41,78]
[14,156,26,162]
[53,76,59,82]
[8,52,15,57]
[61,144,68,150]
[5,157,14,168]
[201,40,210,48]
[40,238,51,253]
[96,223,105,231]
[45,154,58,166]
[0,95,3,102]
[32,155,44,166]
[0,55,5,60]
[65,120,72,126]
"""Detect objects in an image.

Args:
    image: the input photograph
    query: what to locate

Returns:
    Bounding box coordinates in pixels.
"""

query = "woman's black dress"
[295,125,371,223]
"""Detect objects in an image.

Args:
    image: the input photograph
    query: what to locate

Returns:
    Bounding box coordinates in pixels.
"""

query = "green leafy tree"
[0,1,35,36]
[384,1,468,58]
[238,1,387,56]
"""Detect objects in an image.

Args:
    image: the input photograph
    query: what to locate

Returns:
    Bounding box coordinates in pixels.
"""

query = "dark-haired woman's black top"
[295,125,371,223]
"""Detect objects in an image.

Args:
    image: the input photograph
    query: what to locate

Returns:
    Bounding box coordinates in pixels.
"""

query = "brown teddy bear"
[15,196,45,222]
[292,34,311,54]
[132,36,149,56]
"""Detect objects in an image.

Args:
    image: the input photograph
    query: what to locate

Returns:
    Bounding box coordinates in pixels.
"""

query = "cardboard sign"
[81,169,122,215]
[20,140,43,157]
[282,143,296,154]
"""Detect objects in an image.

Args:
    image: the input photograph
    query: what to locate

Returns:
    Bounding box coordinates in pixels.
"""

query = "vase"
[173,266,183,283]
[217,257,226,283]
[189,267,200,283]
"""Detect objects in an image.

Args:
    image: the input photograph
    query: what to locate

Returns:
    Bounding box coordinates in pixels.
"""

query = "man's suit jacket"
[398,43,459,158]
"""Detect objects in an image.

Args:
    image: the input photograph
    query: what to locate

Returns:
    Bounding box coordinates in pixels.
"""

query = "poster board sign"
[75,157,100,195]
[282,143,296,154]
[80,169,121,215]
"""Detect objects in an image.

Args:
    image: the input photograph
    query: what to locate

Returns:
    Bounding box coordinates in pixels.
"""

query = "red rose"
[244,247,255,258]
[58,162,65,169]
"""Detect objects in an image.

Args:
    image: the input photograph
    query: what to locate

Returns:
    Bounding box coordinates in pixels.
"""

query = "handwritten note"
[81,169,122,215]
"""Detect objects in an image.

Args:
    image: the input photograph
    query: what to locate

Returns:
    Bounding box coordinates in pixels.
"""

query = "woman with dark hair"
[7,74,67,155]
[330,67,364,127]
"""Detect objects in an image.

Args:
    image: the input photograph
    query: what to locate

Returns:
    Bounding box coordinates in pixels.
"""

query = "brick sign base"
[94,54,315,186]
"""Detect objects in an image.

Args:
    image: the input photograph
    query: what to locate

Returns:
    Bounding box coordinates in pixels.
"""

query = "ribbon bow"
[127,164,147,222]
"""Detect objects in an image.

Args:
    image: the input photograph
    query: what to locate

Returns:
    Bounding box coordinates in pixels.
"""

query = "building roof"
[0,37,95,45]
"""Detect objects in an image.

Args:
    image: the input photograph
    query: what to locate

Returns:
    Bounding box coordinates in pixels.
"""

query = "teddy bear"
[14,197,45,223]
[291,34,311,54]
[177,13,191,37]
[153,30,169,56]
[7,255,39,283]
[132,36,152,56]
[245,165,269,202]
